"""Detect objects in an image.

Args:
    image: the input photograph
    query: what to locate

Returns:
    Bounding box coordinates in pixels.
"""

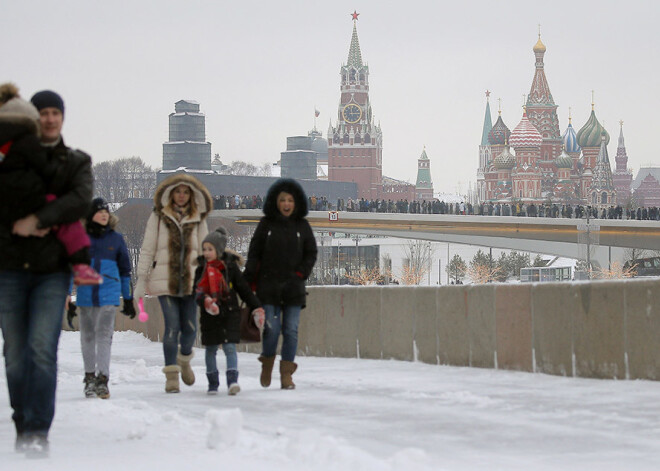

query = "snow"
[2,331,660,470]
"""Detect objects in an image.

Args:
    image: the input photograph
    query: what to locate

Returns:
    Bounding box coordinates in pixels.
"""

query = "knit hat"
[30,90,65,115]
[203,227,228,257]
[89,197,110,218]
[0,83,40,122]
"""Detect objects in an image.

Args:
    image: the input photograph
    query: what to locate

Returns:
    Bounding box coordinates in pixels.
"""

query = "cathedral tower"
[525,33,562,194]
[328,11,383,199]
[510,109,543,201]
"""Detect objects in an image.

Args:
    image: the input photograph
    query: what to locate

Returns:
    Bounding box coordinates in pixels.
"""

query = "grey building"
[162,100,212,171]
[280,129,328,180]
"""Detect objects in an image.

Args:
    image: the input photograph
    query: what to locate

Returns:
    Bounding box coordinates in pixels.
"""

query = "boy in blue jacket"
[75,198,134,398]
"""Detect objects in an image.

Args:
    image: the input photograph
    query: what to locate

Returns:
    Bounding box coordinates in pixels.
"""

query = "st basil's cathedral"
[476,34,658,208]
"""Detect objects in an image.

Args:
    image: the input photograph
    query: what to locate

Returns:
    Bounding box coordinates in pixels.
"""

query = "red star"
[485,90,491,98]
[351,10,359,21]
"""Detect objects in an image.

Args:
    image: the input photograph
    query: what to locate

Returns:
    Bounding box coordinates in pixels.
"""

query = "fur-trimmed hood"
[262,178,308,220]
[153,173,212,221]
[223,248,245,268]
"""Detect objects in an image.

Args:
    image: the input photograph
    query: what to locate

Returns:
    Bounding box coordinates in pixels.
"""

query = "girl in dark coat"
[243,178,317,389]
[196,227,263,395]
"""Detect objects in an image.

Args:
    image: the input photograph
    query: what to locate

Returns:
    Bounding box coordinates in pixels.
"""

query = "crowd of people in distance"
[215,192,660,221]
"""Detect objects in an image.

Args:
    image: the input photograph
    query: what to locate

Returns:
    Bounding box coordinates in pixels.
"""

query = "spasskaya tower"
[327,11,383,199]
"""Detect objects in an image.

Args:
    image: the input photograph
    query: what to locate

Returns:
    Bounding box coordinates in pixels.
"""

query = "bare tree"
[400,240,435,285]
[93,157,157,202]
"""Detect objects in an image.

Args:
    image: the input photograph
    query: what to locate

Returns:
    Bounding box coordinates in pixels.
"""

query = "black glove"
[121,299,136,319]
[66,301,77,329]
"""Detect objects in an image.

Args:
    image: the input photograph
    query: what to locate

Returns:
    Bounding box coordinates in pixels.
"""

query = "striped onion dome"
[509,112,542,148]
[488,115,510,145]
[494,145,516,169]
[562,122,581,154]
[576,109,610,148]
[555,148,573,168]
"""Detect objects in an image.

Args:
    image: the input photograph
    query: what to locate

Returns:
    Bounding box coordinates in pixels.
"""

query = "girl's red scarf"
[197,260,229,301]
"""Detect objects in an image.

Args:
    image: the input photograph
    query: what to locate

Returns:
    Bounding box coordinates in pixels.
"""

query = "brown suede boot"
[177,350,195,386]
[280,361,298,390]
[162,365,181,393]
[258,356,276,388]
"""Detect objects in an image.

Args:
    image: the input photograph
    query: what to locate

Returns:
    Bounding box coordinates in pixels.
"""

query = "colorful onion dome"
[555,148,573,168]
[509,112,542,148]
[533,36,546,53]
[494,145,516,169]
[488,115,510,145]
[576,109,610,148]
[562,122,581,154]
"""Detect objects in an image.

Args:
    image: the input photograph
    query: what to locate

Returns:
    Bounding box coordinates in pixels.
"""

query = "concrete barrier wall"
[63,278,660,380]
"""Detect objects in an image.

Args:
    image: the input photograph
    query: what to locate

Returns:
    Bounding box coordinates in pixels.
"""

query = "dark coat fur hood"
[262,178,308,220]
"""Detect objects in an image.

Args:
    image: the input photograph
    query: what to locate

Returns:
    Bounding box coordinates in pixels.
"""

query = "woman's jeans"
[158,295,197,366]
[205,343,237,373]
[0,270,69,437]
[262,304,301,361]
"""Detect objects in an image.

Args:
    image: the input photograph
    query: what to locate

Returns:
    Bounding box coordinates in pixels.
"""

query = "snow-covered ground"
[2,331,660,471]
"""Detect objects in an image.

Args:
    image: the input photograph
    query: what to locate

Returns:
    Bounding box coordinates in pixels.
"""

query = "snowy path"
[1,331,660,471]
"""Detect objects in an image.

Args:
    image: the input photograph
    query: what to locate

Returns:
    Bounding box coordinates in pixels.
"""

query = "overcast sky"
[5,0,658,193]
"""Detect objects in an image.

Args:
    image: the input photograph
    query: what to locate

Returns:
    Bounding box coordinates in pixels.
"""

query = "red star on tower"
[351,10,359,21]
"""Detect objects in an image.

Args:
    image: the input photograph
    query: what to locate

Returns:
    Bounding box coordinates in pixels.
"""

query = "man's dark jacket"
[0,137,93,273]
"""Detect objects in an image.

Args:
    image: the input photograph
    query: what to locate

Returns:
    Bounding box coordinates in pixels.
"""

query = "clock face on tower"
[342,104,362,124]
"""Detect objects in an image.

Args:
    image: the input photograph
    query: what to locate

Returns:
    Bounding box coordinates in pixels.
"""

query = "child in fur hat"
[0,83,102,285]
[195,226,264,395]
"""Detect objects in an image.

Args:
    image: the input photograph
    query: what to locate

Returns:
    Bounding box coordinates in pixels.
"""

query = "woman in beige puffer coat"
[134,174,212,393]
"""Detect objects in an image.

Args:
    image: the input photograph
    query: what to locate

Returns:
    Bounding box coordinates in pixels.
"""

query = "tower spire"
[347,11,363,68]
[481,91,493,146]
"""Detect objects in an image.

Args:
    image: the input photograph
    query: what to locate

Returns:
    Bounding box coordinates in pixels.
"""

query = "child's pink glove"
[252,307,265,331]
[204,296,220,315]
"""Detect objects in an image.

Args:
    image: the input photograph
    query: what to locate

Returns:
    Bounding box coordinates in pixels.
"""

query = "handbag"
[239,304,261,343]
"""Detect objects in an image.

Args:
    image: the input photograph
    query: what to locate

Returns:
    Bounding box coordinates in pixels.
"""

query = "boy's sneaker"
[83,372,97,398]
[73,264,103,286]
[96,374,110,399]
[24,435,49,459]
[15,433,27,452]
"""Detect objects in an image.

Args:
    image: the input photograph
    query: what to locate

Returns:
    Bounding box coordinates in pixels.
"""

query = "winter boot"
[226,369,240,396]
[206,371,219,395]
[258,355,275,388]
[162,365,181,393]
[96,374,110,399]
[280,361,298,390]
[83,372,97,398]
[177,350,195,386]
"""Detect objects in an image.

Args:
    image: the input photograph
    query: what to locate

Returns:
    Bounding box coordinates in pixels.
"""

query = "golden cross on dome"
[591,90,595,110]
[619,119,624,127]
[351,10,359,21]
[538,23,541,38]
[498,98,502,114]
[569,106,572,123]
